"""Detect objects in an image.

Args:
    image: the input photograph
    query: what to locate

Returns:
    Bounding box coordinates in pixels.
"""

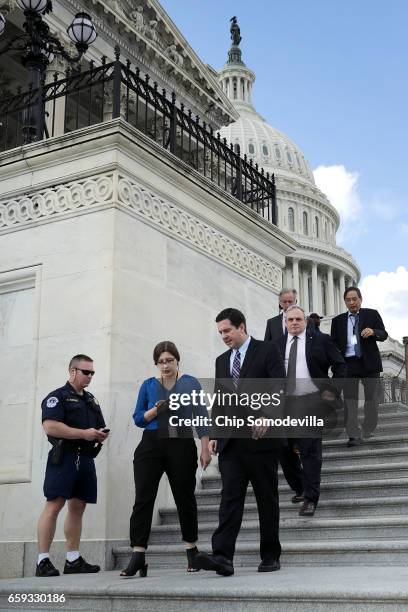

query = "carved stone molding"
[0,172,281,290]
[0,175,114,229]
[117,176,281,290]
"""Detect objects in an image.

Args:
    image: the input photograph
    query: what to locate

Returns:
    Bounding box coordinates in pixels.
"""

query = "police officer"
[36,354,109,577]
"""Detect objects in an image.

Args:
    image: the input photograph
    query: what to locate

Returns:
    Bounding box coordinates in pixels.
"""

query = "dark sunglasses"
[75,368,95,376]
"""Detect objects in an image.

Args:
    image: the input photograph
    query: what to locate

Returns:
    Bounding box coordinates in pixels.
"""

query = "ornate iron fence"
[0,46,276,223]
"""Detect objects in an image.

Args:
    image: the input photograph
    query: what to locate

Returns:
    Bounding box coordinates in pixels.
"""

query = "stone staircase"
[2,401,408,611]
[113,401,408,570]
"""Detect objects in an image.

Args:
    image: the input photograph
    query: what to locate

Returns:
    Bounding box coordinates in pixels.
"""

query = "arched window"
[303,211,309,236]
[315,216,319,238]
[288,207,295,232]
[287,150,293,164]
[233,78,237,100]
[262,144,269,156]
[324,221,328,240]
[275,145,282,160]
[248,143,255,155]
[234,143,240,154]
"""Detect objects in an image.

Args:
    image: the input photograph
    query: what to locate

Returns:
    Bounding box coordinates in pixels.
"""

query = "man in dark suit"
[264,288,297,342]
[263,288,305,502]
[331,287,388,447]
[276,305,346,516]
[194,308,286,576]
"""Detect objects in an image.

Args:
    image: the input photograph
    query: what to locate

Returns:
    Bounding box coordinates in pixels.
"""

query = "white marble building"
[0,0,404,577]
[218,42,360,318]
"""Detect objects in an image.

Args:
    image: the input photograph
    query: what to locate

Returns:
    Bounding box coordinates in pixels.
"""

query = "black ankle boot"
[120,551,148,577]
[186,546,200,572]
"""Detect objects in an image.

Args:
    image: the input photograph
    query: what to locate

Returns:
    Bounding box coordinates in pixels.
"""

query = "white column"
[292,258,300,297]
[312,262,318,312]
[327,266,334,315]
[302,266,309,311]
[339,272,345,309]
[285,262,292,288]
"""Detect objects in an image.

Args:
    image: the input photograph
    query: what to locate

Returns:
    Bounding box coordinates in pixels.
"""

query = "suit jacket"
[276,330,347,384]
[264,313,315,342]
[330,308,388,373]
[264,313,285,342]
[213,338,286,454]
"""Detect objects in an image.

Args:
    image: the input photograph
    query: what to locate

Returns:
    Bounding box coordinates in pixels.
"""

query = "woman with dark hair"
[120,341,211,577]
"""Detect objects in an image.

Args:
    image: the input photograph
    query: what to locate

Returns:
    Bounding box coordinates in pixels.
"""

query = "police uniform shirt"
[41,382,105,446]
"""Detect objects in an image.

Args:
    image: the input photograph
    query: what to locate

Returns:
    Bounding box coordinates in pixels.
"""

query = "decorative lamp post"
[0,1,97,142]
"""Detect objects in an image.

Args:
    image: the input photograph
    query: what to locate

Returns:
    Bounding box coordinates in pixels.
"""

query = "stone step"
[323,432,408,449]
[3,567,408,611]
[376,409,408,421]
[322,446,408,466]
[113,541,408,569]
[377,401,407,414]
[160,496,408,524]
[195,478,408,506]
[149,516,408,545]
[370,420,408,435]
[201,462,408,489]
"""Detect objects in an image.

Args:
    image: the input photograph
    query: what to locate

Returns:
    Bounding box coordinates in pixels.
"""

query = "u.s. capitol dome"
[218,34,360,318]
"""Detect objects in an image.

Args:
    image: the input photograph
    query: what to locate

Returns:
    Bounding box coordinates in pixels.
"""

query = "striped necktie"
[232,350,241,389]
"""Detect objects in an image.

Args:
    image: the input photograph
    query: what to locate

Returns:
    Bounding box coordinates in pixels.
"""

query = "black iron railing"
[379,375,407,405]
[0,47,276,223]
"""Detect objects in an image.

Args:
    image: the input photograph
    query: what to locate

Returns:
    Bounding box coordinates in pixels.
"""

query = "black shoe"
[291,492,305,504]
[120,551,148,577]
[299,500,316,516]
[347,437,362,447]
[36,558,60,577]
[258,559,281,572]
[193,552,234,576]
[186,546,200,573]
[63,556,100,574]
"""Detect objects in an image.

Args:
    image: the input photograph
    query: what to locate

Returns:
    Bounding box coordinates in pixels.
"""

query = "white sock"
[66,551,80,563]
[38,553,49,564]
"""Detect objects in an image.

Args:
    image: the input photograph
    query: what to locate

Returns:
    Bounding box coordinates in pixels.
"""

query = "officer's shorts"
[43,450,97,503]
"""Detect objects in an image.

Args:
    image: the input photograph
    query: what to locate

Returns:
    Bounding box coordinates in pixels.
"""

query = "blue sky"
[159,0,407,275]
[160,0,408,338]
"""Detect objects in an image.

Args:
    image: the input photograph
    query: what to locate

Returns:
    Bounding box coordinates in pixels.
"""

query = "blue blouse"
[133,374,210,439]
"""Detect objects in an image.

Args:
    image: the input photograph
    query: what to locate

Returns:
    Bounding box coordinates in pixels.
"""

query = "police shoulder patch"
[46,396,59,408]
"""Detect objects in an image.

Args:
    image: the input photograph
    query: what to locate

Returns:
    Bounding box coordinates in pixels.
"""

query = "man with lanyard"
[331,287,388,446]
[36,354,109,577]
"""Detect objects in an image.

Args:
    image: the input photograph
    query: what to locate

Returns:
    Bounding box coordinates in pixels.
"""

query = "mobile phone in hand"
[102,428,110,433]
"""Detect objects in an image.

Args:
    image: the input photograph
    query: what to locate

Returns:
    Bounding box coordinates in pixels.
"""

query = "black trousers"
[296,438,322,504]
[130,430,198,548]
[279,443,304,495]
[212,440,281,563]
[344,358,380,438]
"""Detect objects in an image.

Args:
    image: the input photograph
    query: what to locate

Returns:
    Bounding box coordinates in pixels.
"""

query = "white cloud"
[313,164,362,242]
[400,223,408,236]
[359,266,408,341]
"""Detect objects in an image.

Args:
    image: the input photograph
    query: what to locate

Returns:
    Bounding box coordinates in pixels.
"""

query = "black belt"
[62,442,97,456]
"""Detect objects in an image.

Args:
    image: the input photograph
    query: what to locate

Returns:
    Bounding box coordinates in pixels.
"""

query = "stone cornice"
[0,171,282,291]
[57,0,238,128]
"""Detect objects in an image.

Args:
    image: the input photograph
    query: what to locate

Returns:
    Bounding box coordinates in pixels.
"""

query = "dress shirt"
[345,310,360,357]
[285,330,318,396]
[229,335,251,375]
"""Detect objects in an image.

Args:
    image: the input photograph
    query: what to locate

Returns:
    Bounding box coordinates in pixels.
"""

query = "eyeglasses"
[157,358,176,366]
[75,368,95,376]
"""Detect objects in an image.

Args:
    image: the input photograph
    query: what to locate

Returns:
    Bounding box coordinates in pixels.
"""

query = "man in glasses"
[36,354,109,577]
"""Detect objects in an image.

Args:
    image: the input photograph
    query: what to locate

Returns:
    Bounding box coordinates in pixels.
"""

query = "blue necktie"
[232,350,241,389]
[350,314,362,357]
